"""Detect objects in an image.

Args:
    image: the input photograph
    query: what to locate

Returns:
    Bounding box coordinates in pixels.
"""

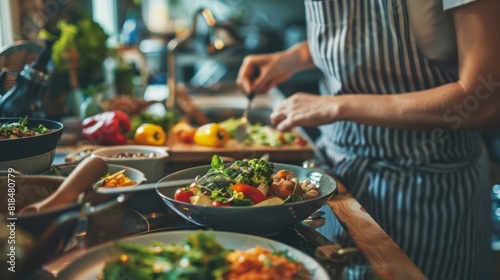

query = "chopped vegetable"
[218,117,303,147]
[174,188,195,203]
[252,197,285,207]
[230,184,266,204]
[95,170,137,188]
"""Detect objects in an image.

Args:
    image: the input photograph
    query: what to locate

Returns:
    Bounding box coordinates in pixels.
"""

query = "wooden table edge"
[327,180,427,279]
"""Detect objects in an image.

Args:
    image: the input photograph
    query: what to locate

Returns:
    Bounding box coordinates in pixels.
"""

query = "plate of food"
[57,230,330,280]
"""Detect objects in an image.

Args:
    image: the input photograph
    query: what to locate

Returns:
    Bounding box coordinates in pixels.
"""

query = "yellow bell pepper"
[194,123,230,147]
[134,123,166,146]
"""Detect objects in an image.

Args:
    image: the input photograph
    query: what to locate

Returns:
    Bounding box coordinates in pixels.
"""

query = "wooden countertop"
[327,180,426,279]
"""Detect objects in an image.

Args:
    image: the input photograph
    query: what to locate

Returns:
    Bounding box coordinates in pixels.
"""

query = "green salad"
[102,232,230,280]
[101,231,311,280]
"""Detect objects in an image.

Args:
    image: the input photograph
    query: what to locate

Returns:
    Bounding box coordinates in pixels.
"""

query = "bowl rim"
[155,163,338,208]
[91,145,169,161]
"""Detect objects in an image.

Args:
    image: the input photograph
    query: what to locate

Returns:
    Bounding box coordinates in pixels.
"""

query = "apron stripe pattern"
[304,0,493,279]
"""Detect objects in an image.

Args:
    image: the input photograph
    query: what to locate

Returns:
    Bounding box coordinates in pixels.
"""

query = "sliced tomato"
[212,201,231,207]
[230,184,267,204]
[174,188,195,203]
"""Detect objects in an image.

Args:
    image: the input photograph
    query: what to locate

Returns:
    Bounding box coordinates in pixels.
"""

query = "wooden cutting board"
[165,130,315,163]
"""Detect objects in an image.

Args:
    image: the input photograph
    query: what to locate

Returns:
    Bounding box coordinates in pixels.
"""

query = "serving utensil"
[19,157,108,214]
[235,91,255,143]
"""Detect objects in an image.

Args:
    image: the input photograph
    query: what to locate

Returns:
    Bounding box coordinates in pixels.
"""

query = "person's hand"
[237,41,314,94]
[271,93,341,131]
[236,52,295,94]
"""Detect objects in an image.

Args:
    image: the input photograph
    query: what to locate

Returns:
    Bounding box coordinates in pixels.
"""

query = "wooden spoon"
[19,157,108,214]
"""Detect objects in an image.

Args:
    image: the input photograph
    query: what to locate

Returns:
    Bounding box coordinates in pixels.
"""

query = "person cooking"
[237,0,499,279]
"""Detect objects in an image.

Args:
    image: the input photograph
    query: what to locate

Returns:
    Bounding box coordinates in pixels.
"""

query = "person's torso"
[304,0,481,163]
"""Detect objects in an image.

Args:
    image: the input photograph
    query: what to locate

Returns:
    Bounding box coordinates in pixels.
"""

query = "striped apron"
[303,0,494,279]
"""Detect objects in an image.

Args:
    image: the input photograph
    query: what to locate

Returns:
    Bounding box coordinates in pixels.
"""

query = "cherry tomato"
[294,136,307,146]
[230,184,267,204]
[174,188,195,203]
[212,201,231,207]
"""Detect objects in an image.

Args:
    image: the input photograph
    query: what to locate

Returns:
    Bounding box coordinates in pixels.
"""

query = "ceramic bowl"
[45,163,147,195]
[91,145,169,182]
[0,149,55,174]
[0,117,63,161]
[156,163,338,235]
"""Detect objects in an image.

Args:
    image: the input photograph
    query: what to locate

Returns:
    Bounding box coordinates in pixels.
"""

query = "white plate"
[57,230,330,280]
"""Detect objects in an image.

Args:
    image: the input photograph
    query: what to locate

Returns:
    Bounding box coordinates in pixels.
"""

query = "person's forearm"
[336,79,500,131]
[281,41,316,73]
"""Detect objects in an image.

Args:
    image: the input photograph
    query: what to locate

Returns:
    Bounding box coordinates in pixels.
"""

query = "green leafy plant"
[41,17,109,86]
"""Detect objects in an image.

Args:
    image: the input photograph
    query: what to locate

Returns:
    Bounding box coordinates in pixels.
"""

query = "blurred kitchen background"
[2,0,322,90]
[0,0,322,137]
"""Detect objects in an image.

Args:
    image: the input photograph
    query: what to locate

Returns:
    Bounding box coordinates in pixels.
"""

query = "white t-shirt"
[406,0,479,67]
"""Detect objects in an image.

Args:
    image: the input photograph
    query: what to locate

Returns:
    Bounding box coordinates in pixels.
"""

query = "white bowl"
[46,163,147,194]
[0,149,55,174]
[91,145,169,182]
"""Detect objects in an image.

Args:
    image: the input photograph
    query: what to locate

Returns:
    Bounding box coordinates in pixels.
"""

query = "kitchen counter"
[44,86,426,279]
[41,148,426,279]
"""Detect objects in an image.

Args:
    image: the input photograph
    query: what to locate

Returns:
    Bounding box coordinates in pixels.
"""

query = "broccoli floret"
[225,158,274,187]
[248,158,274,186]
[201,156,275,188]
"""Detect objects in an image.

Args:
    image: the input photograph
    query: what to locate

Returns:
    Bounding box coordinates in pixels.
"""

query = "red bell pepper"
[231,184,267,204]
[82,111,131,145]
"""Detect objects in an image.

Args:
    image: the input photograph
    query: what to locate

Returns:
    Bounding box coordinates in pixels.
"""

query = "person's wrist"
[282,42,311,73]
[329,95,348,122]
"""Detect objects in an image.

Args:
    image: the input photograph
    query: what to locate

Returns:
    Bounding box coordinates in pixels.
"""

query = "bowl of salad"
[156,155,338,235]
